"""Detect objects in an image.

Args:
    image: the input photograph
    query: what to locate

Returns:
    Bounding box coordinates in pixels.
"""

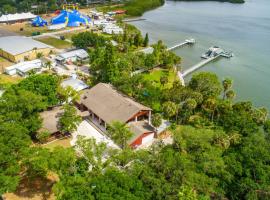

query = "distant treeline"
[169,0,244,3]
[123,0,165,16]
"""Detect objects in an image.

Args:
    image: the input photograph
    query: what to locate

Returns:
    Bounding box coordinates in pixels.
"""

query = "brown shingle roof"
[39,106,63,134]
[79,83,151,124]
[128,121,155,144]
[39,106,89,134]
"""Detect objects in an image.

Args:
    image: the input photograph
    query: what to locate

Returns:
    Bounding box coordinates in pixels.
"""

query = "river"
[129,0,270,109]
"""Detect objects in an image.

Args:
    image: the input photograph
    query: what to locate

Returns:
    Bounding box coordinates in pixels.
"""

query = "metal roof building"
[0,36,54,63]
[61,77,89,91]
[5,59,43,77]
[55,49,88,64]
[0,12,36,23]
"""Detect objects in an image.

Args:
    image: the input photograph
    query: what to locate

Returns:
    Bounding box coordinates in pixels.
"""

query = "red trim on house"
[130,132,154,148]
[126,110,150,123]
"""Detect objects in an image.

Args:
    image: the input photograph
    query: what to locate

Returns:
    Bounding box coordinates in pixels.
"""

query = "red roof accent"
[114,10,126,14]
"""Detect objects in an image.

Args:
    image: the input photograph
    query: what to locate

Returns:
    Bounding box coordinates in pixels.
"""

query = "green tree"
[143,33,149,47]
[178,185,198,200]
[108,121,133,149]
[225,89,236,100]
[2,4,16,13]
[36,130,51,143]
[189,72,222,99]
[264,119,270,134]
[24,147,51,178]
[222,78,233,100]
[0,89,46,134]
[0,123,30,195]
[75,136,108,173]
[162,101,178,119]
[59,104,82,133]
[151,113,162,131]
[224,132,270,199]
[72,31,107,49]
[57,85,80,104]
[160,74,168,86]
[14,74,60,106]
[36,52,43,59]
[202,98,217,121]
[44,60,53,71]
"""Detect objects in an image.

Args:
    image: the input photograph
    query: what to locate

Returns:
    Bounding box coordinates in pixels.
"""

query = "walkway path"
[32,26,87,39]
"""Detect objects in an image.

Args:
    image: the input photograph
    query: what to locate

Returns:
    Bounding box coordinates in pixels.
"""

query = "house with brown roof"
[76,83,155,148]
[39,106,89,135]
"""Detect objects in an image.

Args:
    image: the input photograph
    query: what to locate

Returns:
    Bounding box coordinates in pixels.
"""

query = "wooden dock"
[182,55,220,77]
[123,18,146,22]
[167,39,195,51]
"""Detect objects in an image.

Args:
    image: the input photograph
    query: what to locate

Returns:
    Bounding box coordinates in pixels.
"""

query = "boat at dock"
[201,46,233,59]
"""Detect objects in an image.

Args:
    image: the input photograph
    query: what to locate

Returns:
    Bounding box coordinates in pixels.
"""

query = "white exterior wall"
[141,133,155,145]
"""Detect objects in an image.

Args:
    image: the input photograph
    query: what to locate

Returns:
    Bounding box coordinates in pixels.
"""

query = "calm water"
[130,0,270,109]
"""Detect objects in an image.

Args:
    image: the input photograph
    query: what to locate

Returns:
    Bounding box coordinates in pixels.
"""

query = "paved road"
[32,26,87,39]
[0,27,18,37]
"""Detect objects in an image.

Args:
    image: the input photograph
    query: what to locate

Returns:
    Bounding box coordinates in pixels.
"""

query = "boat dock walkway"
[167,39,195,51]
[181,55,220,77]
[123,18,146,22]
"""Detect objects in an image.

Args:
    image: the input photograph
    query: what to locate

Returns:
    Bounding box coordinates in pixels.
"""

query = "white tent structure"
[0,12,36,23]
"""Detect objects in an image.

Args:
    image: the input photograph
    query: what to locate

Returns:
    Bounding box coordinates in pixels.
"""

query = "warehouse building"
[0,36,54,63]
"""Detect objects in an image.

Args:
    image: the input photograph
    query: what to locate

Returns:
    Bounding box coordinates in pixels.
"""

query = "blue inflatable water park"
[32,16,48,27]
[51,10,91,27]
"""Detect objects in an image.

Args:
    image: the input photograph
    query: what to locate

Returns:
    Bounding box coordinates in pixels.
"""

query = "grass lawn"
[42,137,72,150]
[0,57,13,73]
[1,23,49,36]
[0,74,22,85]
[143,68,177,89]
[36,37,72,49]
[57,29,87,40]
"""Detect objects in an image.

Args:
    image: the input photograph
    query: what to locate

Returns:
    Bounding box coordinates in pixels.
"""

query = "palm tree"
[222,78,233,100]
[151,113,162,132]
[202,98,217,121]
[36,52,44,59]
[162,101,177,120]
[45,60,53,71]
[226,90,236,100]
[108,121,133,149]
[181,98,197,123]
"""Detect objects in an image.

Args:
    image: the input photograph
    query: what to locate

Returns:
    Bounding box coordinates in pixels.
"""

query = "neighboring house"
[0,36,54,63]
[76,83,155,148]
[39,106,63,135]
[39,106,89,135]
[5,59,43,77]
[61,76,89,92]
[55,49,89,64]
